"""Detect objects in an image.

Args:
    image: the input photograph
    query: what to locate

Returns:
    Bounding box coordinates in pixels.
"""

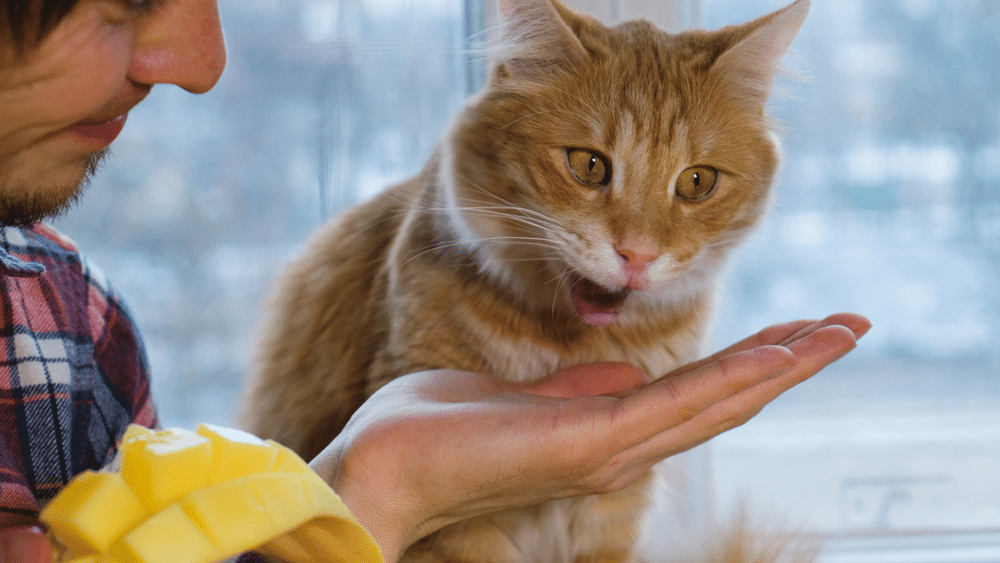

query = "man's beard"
[0,149,108,227]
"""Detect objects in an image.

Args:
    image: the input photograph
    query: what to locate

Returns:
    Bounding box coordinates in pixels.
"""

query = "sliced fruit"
[40,470,148,554]
[42,424,382,563]
[121,428,212,512]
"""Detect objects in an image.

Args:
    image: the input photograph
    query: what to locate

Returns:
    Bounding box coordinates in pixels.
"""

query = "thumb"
[524,362,649,398]
[0,527,52,563]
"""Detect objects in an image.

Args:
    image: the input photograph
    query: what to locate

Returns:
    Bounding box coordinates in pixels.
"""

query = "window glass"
[49,0,1000,554]
[698,0,1000,546]
[52,0,467,428]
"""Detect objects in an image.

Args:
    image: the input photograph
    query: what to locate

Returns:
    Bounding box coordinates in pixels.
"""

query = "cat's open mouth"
[570,275,631,327]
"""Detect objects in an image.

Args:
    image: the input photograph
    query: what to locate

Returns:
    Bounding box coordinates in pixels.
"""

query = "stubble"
[0,148,108,227]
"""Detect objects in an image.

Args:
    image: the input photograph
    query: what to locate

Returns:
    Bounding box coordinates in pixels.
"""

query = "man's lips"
[63,84,149,147]
[68,114,128,145]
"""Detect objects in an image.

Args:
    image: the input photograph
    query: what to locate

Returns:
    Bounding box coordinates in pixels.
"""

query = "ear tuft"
[711,0,810,106]
[490,0,588,82]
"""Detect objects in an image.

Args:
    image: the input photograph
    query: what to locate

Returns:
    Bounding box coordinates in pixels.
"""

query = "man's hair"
[2,0,81,52]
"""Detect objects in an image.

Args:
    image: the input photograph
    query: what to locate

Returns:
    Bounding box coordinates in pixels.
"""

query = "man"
[0,1,868,561]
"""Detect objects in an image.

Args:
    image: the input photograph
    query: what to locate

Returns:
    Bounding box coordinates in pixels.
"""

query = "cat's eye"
[675,166,719,201]
[567,149,612,187]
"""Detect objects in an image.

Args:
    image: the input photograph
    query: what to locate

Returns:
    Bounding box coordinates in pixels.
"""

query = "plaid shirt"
[0,223,156,524]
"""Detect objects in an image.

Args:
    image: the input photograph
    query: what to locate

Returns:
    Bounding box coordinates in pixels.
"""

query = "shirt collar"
[0,227,47,278]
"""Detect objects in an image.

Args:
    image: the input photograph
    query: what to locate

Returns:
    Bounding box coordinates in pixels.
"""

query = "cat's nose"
[615,245,658,290]
[617,247,657,267]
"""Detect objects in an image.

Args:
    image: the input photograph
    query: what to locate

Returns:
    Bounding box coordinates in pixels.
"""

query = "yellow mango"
[121,428,212,511]
[254,481,383,563]
[285,518,383,563]
[119,424,155,446]
[40,470,148,555]
[44,424,383,563]
[268,440,330,489]
[179,476,274,554]
[111,504,218,563]
[258,520,357,563]
[270,440,311,473]
[195,423,277,484]
[249,473,322,529]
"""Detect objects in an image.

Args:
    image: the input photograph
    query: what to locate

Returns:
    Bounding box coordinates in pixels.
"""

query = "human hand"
[312,313,870,563]
[0,526,52,563]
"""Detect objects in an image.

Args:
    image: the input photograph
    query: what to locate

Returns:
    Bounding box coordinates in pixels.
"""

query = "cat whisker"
[401,235,564,268]
[460,184,557,227]
[410,203,567,250]
[549,268,578,320]
[700,233,747,252]
[401,202,562,245]
[460,207,566,240]
[408,171,567,239]
[452,177,569,237]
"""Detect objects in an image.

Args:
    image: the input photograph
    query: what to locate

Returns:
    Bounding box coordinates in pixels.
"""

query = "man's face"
[0,0,226,226]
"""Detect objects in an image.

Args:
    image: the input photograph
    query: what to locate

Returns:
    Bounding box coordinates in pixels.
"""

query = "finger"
[753,323,860,400]
[0,527,52,563]
[623,324,859,466]
[694,324,858,434]
[609,344,798,449]
[525,362,649,399]
[671,313,869,380]
[667,319,815,379]
[778,312,871,347]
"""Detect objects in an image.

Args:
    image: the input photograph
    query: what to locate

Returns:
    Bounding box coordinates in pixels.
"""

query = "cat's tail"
[691,514,819,563]
[640,504,820,563]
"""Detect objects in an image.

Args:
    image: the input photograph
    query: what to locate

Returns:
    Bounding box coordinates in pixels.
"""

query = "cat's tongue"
[571,277,631,327]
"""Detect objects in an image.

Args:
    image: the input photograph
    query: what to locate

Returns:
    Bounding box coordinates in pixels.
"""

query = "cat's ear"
[710,0,809,107]
[490,0,588,82]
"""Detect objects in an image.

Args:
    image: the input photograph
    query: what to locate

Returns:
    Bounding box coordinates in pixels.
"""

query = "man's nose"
[127,0,227,94]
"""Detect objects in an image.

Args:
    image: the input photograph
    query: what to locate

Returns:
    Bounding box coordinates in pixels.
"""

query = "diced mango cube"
[249,474,322,531]
[195,423,278,484]
[120,424,155,446]
[121,428,212,511]
[179,476,274,554]
[40,470,149,554]
[111,504,218,563]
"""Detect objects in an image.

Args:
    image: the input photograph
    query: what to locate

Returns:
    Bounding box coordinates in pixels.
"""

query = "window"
[52,0,999,559]
[53,0,471,428]
[697,0,1000,559]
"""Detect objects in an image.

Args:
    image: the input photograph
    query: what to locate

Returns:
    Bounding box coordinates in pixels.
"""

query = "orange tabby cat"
[241,0,809,561]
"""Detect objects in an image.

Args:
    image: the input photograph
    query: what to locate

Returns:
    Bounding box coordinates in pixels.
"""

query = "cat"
[240,0,810,561]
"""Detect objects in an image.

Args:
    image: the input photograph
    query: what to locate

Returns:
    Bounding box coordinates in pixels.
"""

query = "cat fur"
[241,1,811,561]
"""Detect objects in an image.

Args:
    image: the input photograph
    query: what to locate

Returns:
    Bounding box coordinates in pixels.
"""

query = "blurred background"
[52,0,1000,560]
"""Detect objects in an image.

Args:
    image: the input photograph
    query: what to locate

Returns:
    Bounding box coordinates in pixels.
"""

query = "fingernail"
[755,345,797,378]
[854,317,873,338]
[833,313,872,339]
[767,361,797,380]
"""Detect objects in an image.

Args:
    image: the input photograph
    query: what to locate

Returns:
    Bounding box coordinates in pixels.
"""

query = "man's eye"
[100,0,164,21]
[126,0,167,15]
